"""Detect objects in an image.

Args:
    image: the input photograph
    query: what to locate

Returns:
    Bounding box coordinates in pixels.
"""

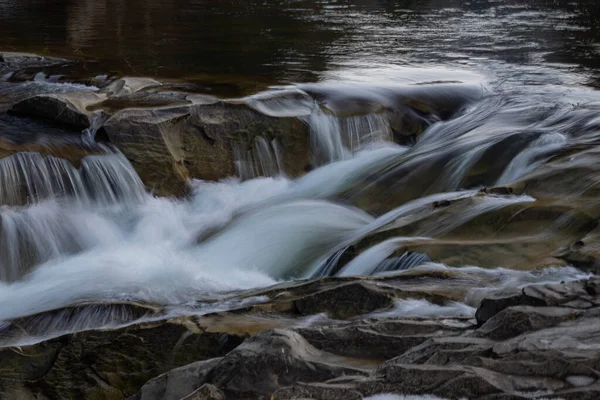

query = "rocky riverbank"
[1,272,599,399]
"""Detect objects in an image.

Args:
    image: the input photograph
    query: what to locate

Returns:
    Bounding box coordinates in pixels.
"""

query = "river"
[0,0,599,353]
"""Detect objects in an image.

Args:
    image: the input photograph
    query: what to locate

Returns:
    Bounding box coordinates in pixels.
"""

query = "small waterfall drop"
[240,86,393,175]
[306,109,392,164]
[0,152,146,206]
[233,137,284,180]
[80,154,147,205]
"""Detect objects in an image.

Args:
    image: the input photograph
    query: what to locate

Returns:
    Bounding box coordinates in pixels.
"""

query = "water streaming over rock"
[233,136,284,180]
[0,152,145,206]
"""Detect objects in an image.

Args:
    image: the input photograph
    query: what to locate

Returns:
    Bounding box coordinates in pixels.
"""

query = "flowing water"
[1,0,600,346]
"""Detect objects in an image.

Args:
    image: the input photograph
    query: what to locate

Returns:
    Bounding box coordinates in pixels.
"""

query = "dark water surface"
[1,0,600,91]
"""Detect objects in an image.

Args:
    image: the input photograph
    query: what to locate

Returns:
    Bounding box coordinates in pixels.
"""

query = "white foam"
[369,299,476,319]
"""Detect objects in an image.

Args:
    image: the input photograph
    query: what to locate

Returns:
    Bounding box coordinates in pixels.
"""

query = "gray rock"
[273,382,363,400]
[474,305,584,340]
[0,52,69,70]
[181,384,225,400]
[0,322,242,400]
[10,91,106,130]
[296,319,465,360]
[475,279,595,325]
[131,359,221,400]
[294,281,395,319]
[205,329,369,398]
[360,363,565,399]
[100,77,162,97]
[390,336,494,365]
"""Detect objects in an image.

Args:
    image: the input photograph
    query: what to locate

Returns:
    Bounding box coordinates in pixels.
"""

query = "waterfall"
[0,152,146,206]
[0,151,145,282]
[239,86,393,177]
[233,137,284,180]
[80,154,146,205]
[306,109,392,165]
[0,153,87,205]
[496,132,568,185]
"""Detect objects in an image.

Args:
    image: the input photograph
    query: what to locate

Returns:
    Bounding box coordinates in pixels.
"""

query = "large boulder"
[3,84,311,197]
[205,329,369,398]
[102,102,310,196]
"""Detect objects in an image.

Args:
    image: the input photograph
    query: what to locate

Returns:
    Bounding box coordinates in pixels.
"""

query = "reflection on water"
[0,0,599,91]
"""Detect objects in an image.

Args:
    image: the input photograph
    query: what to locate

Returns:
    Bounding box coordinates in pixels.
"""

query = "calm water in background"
[1,0,600,93]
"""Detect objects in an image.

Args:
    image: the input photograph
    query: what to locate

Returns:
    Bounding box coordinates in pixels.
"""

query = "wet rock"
[294,281,395,319]
[0,81,96,107]
[100,77,162,97]
[0,322,243,400]
[295,319,465,360]
[273,382,363,400]
[479,186,514,195]
[473,305,584,340]
[102,102,309,196]
[5,275,600,400]
[390,336,494,365]
[0,52,70,71]
[88,91,195,113]
[182,384,225,400]
[131,358,222,400]
[586,276,600,295]
[475,293,537,325]
[476,279,598,325]
[205,329,369,398]
[10,91,106,130]
[555,227,600,272]
[359,363,566,398]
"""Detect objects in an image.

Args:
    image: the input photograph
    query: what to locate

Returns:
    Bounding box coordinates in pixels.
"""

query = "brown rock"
[102,102,309,196]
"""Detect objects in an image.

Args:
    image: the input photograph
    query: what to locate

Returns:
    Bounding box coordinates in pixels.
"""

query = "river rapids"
[0,65,599,348]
